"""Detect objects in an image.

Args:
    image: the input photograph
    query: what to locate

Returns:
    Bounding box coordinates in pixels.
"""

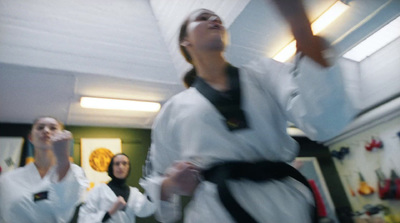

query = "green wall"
[68,126,156,222]
[67,126,151,189]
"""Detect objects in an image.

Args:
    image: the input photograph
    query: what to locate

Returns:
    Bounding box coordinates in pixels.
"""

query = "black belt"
[202,160,318,223]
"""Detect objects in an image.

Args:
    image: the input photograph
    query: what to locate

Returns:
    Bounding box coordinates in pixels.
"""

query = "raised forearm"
[270,0,329,67]
[270,0,312,38]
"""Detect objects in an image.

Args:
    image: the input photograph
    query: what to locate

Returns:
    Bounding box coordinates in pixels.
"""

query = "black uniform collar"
[193,64,249,131]
[108,179,130,202]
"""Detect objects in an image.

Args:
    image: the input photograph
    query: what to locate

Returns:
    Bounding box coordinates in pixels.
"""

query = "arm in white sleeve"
[127,187,156,218]
[140,175,181,222]
[140,101,183,222]
[253,49,357,142]
[78,185,108,223]
[287,52,358,141]
[50,163,89,222]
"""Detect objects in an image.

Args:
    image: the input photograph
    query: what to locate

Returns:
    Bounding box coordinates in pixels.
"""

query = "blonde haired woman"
[0,116,89,223]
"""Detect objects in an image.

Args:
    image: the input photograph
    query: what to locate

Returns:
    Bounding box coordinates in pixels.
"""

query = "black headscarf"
[107,153,131,202]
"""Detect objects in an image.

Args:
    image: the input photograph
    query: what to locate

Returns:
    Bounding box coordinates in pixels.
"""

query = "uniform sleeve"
[251,51,357,142]
[291,53,358,141]
[140,101,183,223]
[49,164,90,222]
[126,187,156,218]
[78,185,108,223]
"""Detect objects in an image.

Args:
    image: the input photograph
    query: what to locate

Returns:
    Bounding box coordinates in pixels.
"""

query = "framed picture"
[81,138,121,189]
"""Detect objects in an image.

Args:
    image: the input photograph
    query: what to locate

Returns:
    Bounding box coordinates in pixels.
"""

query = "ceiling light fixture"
[342,15,400,62]
[80,97,161,112]
[273,1,349,62]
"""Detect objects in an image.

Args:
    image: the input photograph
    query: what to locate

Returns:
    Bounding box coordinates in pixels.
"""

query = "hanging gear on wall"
[365,136,384,151]
[358,172,375,196]
[376,169,400,200]
[331,146,350,162]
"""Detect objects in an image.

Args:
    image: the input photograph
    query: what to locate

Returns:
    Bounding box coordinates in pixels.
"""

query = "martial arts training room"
[0,0,399,223]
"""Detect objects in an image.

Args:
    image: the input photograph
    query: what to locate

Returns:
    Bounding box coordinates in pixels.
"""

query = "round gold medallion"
[89,148,114,172]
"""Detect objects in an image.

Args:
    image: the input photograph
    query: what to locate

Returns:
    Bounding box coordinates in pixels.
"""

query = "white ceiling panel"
[0,63,75,124]
[0,0,178,83]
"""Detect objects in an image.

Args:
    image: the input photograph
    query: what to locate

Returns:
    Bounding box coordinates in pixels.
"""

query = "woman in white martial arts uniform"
[141,1,357,223]
[79,153,156,223]
[0,116,89,223]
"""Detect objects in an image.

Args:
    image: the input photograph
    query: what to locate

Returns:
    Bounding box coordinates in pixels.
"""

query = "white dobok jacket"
[142,55,357,222]
[78,183,156,223]
[0,162,89,223]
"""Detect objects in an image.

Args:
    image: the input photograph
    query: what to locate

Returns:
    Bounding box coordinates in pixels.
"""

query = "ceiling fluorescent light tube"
[311,1,349,35]
[342,15,400,62]
[80,97,161,112]
[273,1,349,62]
[273,41,297,63]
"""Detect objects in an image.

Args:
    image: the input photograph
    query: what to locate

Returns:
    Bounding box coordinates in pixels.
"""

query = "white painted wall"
[325,37,400,219]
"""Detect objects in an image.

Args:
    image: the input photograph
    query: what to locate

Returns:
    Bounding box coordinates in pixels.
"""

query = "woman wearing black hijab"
[79,153,155,223]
